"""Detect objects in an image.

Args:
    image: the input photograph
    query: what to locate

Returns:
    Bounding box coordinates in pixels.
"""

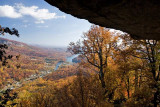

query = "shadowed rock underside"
[45,0,160,40]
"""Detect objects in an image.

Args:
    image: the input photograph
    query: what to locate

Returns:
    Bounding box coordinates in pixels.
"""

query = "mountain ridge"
[0,37,68,60]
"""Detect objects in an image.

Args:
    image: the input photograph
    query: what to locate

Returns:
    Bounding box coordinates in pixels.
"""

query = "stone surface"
[45,0,160,40]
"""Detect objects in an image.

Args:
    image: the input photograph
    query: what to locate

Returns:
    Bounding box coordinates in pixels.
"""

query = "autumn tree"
[119,34,160,106]
[68,25,118,98]
[0,25,19,106]
[0,25,19,66]
[135,40,160,107]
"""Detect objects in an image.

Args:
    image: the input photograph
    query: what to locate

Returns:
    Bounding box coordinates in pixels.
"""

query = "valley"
[0,37,78,93]
[1,24,159,106]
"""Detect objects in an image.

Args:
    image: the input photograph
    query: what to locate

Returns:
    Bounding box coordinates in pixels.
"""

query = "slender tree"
[68,25,118,98]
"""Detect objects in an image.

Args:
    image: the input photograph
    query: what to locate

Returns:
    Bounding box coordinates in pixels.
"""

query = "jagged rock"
[45,0,160,40]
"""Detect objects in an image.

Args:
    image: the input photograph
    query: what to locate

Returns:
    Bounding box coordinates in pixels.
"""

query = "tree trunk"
[139,68,142,88]
[151,63,159,107]
[78,71,85,107]
[153,88,158,107]
[99,67,105,88]
[80,79,85,107]
[127,76,130,99]
[135,70,138,92]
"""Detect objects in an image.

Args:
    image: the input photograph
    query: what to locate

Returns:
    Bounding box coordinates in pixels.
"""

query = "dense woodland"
[0,25,160,107]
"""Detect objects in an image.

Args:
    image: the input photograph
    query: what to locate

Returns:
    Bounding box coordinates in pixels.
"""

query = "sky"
[0,0,92,47]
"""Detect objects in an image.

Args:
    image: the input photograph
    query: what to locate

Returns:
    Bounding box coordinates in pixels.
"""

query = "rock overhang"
[45,0,160,40]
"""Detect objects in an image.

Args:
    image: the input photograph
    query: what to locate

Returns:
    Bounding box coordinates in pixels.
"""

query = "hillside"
[0,37,67,60]
[0,37,69,89]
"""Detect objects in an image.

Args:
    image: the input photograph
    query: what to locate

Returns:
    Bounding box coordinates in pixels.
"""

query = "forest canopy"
[0,25,160,107]
[67,25,160,107]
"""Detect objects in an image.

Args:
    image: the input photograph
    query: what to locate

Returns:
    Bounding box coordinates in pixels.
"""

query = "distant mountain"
[0,37,26,47]
[32,44,67,51]
[0,37,67,60]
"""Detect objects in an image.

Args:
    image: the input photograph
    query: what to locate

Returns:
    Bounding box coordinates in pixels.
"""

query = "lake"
[54,54,79,70]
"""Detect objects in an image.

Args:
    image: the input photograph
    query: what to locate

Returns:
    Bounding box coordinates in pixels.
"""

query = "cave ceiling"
[45,0,160,40]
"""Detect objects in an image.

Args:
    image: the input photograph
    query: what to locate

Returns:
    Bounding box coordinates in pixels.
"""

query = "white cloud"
[16,3,66,23]
[0,5,22,18]
[0,3,66,23]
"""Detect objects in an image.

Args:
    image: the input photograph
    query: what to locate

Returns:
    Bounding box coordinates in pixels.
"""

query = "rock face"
[45,0,160,40]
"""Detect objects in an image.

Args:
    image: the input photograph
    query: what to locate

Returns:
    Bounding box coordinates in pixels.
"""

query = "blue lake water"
[66,54,79,63]
[54,54,79,71]
[54,61,64,70]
